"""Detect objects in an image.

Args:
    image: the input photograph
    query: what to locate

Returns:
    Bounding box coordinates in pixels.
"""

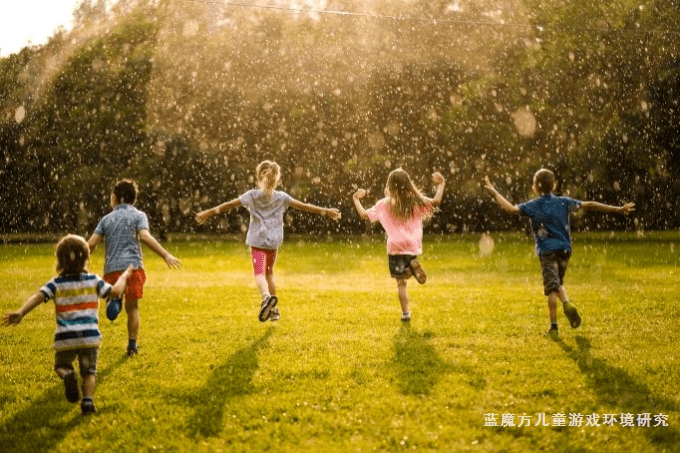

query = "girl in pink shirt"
[353,169,445,321]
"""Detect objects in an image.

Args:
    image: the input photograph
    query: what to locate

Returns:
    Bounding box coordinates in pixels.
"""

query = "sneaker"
[63,371,80,403]
[562,301,582,328]
[409,259,427,284]
[106,298,122,321]
[269,307,281,322]
[546,325,559,338]
[401,312,411,322]
[81,398,97,416]
[126,345,139,357]
[258,295,278,322]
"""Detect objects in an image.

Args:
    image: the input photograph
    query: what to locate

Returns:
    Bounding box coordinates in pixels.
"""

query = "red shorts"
[104,268,146,301]
[251,247,277,276]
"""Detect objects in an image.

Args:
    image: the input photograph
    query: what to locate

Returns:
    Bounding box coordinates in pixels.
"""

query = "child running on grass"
[484,169,635,336]
[353,169,446,322]
[88,179,181,356]
[195,160,341,322]
[4,234,132,416]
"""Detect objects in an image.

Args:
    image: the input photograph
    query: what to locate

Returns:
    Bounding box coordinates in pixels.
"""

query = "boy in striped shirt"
[3,234,131,415]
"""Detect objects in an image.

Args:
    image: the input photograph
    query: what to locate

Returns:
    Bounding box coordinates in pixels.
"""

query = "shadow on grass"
[0,354,127,453]
[391,323,474,396]
[185,327,274,438]
[556,335,679,448]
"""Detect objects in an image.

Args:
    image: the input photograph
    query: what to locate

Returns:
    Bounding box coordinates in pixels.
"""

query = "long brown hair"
[256,160,281,195]
[385,169,429,221]
[55,234,90,276]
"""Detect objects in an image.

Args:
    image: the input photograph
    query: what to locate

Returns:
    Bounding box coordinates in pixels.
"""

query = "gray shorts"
[54,347,99,377]
[388,254,417,278]
[538,251,571,296]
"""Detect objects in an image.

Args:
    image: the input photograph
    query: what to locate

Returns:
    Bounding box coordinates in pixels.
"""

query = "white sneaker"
[270,307,281,321]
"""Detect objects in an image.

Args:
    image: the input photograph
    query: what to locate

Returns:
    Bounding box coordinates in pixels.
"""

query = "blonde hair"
[385,169,429,221]
[256,160,281,195]
[55,234,90,276]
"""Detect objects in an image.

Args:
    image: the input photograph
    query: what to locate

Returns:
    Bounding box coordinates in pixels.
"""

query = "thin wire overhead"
[180,0,680,36]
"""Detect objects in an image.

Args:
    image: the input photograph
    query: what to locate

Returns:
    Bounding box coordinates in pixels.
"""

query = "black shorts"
[388,254,417,278]
[538,251,571,295]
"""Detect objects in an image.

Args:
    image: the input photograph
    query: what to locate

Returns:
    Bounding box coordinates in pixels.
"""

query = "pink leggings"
[250,247,277,276]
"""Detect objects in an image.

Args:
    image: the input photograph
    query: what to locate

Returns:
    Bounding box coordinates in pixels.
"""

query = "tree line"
[1,0,678,237]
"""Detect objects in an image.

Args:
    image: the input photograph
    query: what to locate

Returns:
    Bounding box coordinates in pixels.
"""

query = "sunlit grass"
[1,232,678,452]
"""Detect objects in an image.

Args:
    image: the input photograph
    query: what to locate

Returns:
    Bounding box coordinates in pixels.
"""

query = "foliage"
[0,0,679,234]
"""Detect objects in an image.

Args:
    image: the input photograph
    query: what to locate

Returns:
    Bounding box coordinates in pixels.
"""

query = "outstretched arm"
[580,201,635,215]
[4,292,45,326]
[429,172,446,206]
[353,189,369,220]
[195,198,242,225]
[289,199,341,221]
[483,176,520,215]
[139,230,182,268]
[87,233,102,253]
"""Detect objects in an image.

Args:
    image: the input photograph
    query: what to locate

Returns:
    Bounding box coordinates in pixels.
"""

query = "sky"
[0,0,83,57]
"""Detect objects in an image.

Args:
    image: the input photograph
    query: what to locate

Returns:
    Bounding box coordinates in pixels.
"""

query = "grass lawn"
[1,232,678,452]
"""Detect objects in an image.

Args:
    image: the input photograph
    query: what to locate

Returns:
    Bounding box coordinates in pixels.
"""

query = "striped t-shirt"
[40,273,113,351]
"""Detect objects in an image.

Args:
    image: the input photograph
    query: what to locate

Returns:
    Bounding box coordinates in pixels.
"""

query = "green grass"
[1,232,679,452]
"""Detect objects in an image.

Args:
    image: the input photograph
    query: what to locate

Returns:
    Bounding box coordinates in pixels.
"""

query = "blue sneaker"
[106,298,122,321]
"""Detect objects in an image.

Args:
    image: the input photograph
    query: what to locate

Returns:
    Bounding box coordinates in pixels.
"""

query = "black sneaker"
[258,295,278,322]
[126,345,139,357]
[106,298,122,321]
[81,399,97,416]
[563,301,582,328]
[63,371,80,403]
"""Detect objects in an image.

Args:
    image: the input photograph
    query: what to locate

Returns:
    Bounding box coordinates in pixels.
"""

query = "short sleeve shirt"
[239,189,293,250]
[366,198,432,255]
[40,273,112,350]
[518,195,582,255]
[94,204,150,274]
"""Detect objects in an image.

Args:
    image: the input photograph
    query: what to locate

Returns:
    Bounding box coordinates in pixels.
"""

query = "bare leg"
[397,278,410,317]
[125,298,140,341]
[265,272,277,297]
[82,374,95,399]
[547,291,559,325]
[254,274,270,298]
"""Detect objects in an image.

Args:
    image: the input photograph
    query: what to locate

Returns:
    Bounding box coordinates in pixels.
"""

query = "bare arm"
[139,230,182,268]
[4,292,45,326]
[289,199,341,221]
[579,201,635,215]
[87,233,102,253]
[108,265,133,299]
[429,172,446,206]
[195,198,242,225]
[483,176,521,215]
[352,189,370,220]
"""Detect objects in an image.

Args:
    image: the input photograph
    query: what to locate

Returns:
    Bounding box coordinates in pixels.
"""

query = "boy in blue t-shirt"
[88,179,181,356]
[484,169,635,336]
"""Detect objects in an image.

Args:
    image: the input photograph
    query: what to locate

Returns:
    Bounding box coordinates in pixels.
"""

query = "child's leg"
[55,351,80,403]
[397,278,410,317]
[254,274,270,298]
[125,298,140,341]
[547,291,559,325]
[82,374,96,399]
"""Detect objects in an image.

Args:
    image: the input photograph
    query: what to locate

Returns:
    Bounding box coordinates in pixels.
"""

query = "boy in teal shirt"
[484,169,635,335]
